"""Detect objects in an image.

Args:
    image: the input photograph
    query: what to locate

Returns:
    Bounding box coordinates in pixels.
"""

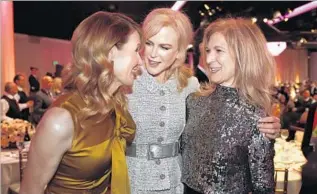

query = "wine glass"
[16,134,25,151]
[280,130,289,141]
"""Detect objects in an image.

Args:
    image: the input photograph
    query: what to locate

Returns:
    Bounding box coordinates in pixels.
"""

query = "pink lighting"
[171,1,187,11]
[267,42,287,56]
[1,1,16,92]
[265,1,317,25]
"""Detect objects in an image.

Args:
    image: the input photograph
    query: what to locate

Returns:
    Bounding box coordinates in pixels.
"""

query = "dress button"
[160,174,166,179]
[159,121,165,127]
[160,106,166,111]
[157,136,164,143]
[155,159,161,165]
[159,90,165,96]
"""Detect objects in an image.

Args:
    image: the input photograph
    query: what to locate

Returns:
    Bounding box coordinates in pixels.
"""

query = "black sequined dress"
[181,85,275,194]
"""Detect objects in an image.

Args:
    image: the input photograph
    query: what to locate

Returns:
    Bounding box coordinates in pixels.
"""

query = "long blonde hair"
[200,18,276,113]
[62,11,143,122]
[142,8,193,92]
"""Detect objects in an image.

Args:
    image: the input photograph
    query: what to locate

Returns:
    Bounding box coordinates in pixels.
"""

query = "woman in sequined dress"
[182,18,276,194]
[126,9,280,194]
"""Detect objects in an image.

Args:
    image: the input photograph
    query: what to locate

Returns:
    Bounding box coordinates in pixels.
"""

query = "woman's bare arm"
[20,107,74,194]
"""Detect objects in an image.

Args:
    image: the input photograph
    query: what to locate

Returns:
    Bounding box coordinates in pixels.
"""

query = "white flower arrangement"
[1,119,35,148]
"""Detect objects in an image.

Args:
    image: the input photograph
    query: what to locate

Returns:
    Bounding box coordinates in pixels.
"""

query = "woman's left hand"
[257,116,281,139]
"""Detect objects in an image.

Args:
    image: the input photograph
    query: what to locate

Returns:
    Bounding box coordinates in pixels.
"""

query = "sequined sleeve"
[248,122,275,194]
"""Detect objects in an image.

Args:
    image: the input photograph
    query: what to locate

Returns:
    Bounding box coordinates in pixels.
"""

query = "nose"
[206,51,216,65]
[150,46,158,58]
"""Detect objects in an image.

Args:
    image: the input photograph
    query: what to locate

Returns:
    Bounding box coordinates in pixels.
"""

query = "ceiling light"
[251,17,257,23]
[204,4,210,10]
[171,1,187,11]
[273,10,282,18]
[267,42,287,56]
[299,38,307,44]
[200,12,205,16]
[284,18,288,22]
[287,8,293,14]
[208,11,212,16]
[263,18,268,23]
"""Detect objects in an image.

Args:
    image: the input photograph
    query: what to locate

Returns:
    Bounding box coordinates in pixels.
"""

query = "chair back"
[274,168,288,194]
[17,143,29,181]
[302,103,317,158]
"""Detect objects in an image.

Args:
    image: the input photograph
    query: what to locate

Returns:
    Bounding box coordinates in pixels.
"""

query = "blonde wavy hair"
[62,11,143,122]
[200,18,276,114]
[51,77,62,94]
[142,8,193,92]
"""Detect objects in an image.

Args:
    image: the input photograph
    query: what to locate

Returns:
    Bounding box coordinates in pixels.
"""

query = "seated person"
[1,82,33,121]
[282,90,314,141]
[30,76,53,125]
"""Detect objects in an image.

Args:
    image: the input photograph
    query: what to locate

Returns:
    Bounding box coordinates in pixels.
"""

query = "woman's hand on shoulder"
[20,107,74,194]
[257,116,281,140]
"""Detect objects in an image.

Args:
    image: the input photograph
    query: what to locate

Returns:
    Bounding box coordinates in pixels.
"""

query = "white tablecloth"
[274,133,307,194]
[1,149,27,194]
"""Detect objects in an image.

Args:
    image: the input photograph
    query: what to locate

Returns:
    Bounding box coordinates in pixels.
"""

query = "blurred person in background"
[1,82,33,121]
[13,74,32,121]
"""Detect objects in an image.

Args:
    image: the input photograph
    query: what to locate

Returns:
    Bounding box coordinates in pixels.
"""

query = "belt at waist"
[126,142,180,160]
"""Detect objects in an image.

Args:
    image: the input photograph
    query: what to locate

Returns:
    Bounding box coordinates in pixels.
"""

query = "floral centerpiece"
[1,119,35,148]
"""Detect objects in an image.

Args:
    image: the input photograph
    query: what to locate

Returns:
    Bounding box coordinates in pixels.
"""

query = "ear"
[108,45,118,62]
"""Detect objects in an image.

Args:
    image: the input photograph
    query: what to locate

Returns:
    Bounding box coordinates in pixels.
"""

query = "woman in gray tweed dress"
[126,9,281,194]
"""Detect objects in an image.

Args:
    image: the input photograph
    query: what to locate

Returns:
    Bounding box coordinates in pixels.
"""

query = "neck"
[155,72,167,84]
[219,82,235,88]
[6,92,15,97]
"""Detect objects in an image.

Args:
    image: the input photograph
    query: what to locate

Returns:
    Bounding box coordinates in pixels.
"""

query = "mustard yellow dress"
[44,92,135,194]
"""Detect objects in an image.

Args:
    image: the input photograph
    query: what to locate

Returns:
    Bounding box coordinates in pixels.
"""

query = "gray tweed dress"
[126,69,199,194]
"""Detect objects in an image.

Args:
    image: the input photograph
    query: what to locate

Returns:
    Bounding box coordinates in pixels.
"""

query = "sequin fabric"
[181,85,275,194]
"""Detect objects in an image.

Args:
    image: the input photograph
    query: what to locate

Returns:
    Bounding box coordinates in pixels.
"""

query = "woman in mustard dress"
[20,11,143,194]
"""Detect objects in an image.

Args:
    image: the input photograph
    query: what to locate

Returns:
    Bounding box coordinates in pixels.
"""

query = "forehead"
[125,31,141,45]
[207,32,227,46]
[148,26,178,45]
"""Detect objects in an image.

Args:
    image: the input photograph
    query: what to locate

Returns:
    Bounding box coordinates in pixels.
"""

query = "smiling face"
[143,26,179,82]
[111,31,142,87]
[205,32,236,87]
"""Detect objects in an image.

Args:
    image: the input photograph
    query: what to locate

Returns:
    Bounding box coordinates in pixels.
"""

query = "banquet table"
[274,135,307,194]
[1,149,27,194]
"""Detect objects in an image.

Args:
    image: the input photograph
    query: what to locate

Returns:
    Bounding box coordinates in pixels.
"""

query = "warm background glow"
[1,1,16,92]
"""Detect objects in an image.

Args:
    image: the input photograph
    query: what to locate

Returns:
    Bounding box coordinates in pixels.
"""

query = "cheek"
[143,46,151,57]
[159,50,177,65]
[113,55,133,75]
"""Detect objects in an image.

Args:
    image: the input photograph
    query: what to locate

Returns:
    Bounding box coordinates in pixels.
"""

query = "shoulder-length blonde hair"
[63,11,143,122]
[51,77,62,93]
[142,8,193,92]
[200,18,276,114]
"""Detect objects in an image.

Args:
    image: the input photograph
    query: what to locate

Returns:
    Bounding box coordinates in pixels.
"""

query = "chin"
[146,68,162,77]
